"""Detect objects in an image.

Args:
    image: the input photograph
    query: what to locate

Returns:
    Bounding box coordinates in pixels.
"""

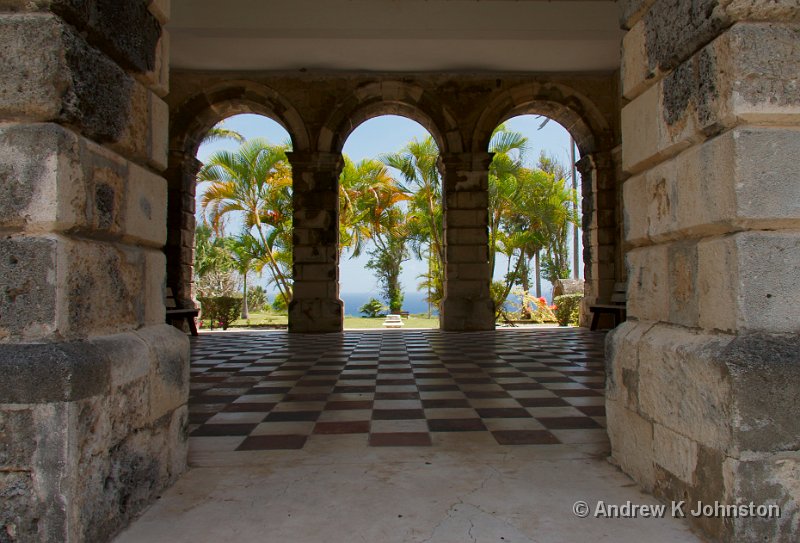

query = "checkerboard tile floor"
[188,328,607,451]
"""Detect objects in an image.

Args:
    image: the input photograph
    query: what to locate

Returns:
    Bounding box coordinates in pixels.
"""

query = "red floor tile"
[475,408,531,419]
[236,435,307,450]
[369,433,432,447]
[427,418,487,432]
[491,430,561,445]
[372,409,425,420]
[190,423,257,437]
[325,400,374,410]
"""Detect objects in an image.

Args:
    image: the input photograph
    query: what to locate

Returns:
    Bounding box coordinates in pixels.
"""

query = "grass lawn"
[223,312,288,329]
[200,311,572,332]
[344,316,439,329]
[211,312,440,330]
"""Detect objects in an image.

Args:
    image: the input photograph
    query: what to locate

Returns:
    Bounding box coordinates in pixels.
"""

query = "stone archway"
[165,81,309,307]
[287,82,460,332]
[318,81,461,156]
[472,82,622,323]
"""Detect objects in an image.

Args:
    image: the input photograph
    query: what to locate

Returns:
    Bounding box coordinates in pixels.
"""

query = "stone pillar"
[165,152,201,307]
[610,2,800,541]
[440,152,494,331]
[0,2,187,542]
[577,150,620,326]
[286,151,344,333]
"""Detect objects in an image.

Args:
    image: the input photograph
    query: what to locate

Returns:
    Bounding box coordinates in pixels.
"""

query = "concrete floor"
[114,329,702,543]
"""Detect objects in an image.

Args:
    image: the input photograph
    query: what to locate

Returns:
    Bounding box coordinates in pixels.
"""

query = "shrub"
[359,298,385,318]
[198,296,243,330]
[271,292,289,312]
[553,293,583,326]
[247,285,269,312]
[490,281,508,316]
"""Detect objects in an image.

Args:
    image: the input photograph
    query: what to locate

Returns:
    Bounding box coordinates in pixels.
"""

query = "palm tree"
[382,137,444,306]
[193,221,238,297]
[488,125,528,278]
[200,125,244,146]
[197,138,294,303]
[339,156,411,312]
[486,128,578,313]
[338,156,398,258]
[363,190,410,313]
[534,168,578,283]
[225,232,263,319]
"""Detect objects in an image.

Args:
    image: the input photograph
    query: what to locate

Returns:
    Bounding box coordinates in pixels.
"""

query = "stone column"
[286,151,344,333]
[165,152,201,307]
[610,2,800,541]
[440,152,494,331]
[577,150,620,326]
[0,2,187,542]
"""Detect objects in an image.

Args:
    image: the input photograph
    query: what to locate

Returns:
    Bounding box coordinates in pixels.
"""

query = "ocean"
[341,291,436,316]
[341,284,555,316]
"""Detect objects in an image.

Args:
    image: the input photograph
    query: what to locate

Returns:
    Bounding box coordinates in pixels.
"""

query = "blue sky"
[196,113,580,299]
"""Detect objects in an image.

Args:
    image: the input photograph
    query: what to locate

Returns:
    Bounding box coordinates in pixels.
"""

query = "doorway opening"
[193,114,293,330]
[339,115,443,330]
[487,114,583,327]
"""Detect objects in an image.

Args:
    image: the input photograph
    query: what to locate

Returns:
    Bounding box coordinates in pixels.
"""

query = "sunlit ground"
[201,312,441,330]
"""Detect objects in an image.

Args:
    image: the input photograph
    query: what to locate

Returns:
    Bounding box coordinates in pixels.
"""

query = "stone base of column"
[606,320,800,542]
[0,325,189,542]
[440,296,495,331]
[289,298,344,333]
[579,297,597,328]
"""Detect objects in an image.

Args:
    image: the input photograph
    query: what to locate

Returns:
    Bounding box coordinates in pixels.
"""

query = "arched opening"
[338,115,443,329]
[192,114,293,330]
[473,85,620,329]
[165,83,308,325]
[487,114,584,326]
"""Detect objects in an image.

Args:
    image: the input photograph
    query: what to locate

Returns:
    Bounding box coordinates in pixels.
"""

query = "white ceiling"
[168,0,623,72]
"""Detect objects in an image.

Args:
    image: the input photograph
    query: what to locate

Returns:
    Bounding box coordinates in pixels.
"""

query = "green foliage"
[194,127,579,317]
[504,288,557,323]
[553,293,583,326]
[416,250,443,309]
[194,221,239,297]
[198,296,243,330]
[198,138,294,304]
[200,124,244,146]
[542,253,571,284]
[366,236,407,313]
[488,127,579,302]
[359,298,385,318]
[272,291,289,312]
[490,281,508,314]
[388,289,404,314]
[382,137,444,308]
[339,155,411,314]
[247,285,269,312]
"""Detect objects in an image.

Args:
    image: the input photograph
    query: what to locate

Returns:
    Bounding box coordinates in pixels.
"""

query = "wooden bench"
[382,314,404,328]
[166,287,199,336]
[398,311,410,319]
[589,282,626,331]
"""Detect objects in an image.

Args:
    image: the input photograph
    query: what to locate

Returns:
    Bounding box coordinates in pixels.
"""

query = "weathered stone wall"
[167,72,622,332]
[610,2,800,541]
[577,147,623,327]
[287,152,345,333]
[0,1,188,541]
[440,152,495,331]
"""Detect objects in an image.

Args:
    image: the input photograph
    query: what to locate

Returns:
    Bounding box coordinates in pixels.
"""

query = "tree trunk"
[241,271,249,319]
[520,249,531,293]
[535,250,542,299]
